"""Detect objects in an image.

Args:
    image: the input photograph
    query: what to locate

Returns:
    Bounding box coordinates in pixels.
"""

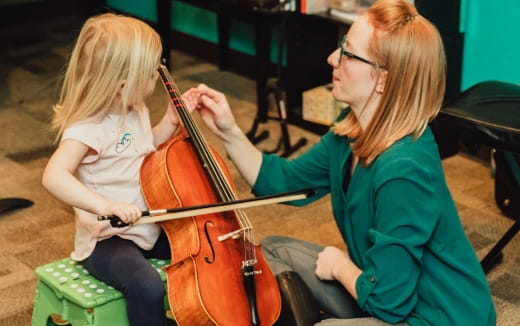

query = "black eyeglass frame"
[338,35,380,68]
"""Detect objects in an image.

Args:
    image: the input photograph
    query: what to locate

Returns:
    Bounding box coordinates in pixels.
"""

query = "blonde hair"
[51,13,162,139]
[333,0,446,166]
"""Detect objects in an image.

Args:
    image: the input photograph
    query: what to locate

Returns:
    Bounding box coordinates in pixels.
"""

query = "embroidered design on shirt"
[115,131,133,153]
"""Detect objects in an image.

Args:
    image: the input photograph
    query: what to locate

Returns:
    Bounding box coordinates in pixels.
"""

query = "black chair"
[434,80,520,273]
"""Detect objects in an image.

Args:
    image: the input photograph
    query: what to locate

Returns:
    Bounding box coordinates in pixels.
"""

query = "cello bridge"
[217,227,252,242]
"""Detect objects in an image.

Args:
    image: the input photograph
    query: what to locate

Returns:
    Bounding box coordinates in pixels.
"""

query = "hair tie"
[403,14,418,24]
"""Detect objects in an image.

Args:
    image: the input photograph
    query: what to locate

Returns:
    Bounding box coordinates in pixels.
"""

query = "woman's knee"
[262,236,322,262]
[261,236,322,276]
[261,235,291,251]
[261,236,295,263]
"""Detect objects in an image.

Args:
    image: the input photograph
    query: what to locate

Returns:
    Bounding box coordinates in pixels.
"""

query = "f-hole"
[204,220,216,264]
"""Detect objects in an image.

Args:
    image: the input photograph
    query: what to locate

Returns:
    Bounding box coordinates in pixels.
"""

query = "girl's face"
[145,69,159,98]
[121,69,158,110]
[327,15,379,114]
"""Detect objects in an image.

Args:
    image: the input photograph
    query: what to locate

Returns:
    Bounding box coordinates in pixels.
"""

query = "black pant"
[82,230,171,326]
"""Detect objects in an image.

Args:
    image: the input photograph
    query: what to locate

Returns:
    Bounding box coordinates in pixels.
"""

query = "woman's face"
[327,15,379,113]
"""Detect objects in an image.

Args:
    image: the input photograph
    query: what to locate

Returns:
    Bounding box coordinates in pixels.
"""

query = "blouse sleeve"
[62,122,102,164]
[355,157,441,322]
[252,131,337,206]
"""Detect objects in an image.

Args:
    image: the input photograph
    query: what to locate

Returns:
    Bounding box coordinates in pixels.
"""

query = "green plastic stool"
[32,257,171,326]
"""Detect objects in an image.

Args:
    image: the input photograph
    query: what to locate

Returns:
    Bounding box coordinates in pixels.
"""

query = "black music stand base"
[246,11,307,158]
[480,219,520,274]
[247,78,307,158]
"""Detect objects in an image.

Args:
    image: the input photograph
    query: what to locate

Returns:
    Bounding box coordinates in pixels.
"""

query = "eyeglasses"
[338,35,378,67]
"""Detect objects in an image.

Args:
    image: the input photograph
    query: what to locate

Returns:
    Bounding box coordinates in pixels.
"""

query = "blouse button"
[370,276,376,283]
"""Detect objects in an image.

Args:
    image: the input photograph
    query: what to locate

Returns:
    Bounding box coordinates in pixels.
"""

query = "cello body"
[140,126,281,325]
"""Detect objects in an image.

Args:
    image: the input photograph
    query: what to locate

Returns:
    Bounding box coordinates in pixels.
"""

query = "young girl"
[42,13,197,326]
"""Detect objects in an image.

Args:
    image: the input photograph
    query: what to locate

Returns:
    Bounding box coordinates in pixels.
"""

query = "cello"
[140,65,281,325]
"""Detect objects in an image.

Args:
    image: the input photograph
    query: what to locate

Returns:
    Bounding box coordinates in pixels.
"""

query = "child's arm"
[152,101,178,147]
[42,139,141,223]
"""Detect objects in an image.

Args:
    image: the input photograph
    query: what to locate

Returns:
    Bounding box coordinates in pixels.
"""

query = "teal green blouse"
[252,125,496,325]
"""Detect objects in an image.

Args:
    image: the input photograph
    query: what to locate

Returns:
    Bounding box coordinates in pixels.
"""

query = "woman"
[192,0,496,325]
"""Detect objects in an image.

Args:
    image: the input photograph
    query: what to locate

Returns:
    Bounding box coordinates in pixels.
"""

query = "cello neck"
[157,65,236,204]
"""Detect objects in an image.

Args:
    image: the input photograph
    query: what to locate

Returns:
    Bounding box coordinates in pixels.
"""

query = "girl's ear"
[375,70,388,93]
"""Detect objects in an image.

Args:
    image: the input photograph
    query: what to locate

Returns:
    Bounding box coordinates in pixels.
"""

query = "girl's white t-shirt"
[62,108,160,261]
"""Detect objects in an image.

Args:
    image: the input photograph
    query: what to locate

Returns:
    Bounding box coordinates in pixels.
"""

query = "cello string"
[171,86,235,203]
[164,72,241,206]
[168,78,257,261]
[171,86,257,262]
[171,86,256,260]
[160,68,232,202]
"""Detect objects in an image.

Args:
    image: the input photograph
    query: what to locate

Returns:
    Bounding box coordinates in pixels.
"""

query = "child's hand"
[162,88,202,128]
[181,88,202,113]
[101,201,142,224]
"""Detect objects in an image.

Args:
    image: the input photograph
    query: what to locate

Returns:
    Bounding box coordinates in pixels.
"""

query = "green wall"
[107,0,520,91]
[106,0,282,62]
[460,0,520,90]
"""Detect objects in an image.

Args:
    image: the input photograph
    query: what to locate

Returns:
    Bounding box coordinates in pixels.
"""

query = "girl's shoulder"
[62,114,113,145]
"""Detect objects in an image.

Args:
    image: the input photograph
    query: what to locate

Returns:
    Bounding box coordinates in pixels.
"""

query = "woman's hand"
[315,246,352,281]
[189,83,262,186]
[315,246,362,300]
[195,83,237,141]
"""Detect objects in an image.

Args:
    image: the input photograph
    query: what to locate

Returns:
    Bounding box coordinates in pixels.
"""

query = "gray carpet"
[1,13,519,326]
